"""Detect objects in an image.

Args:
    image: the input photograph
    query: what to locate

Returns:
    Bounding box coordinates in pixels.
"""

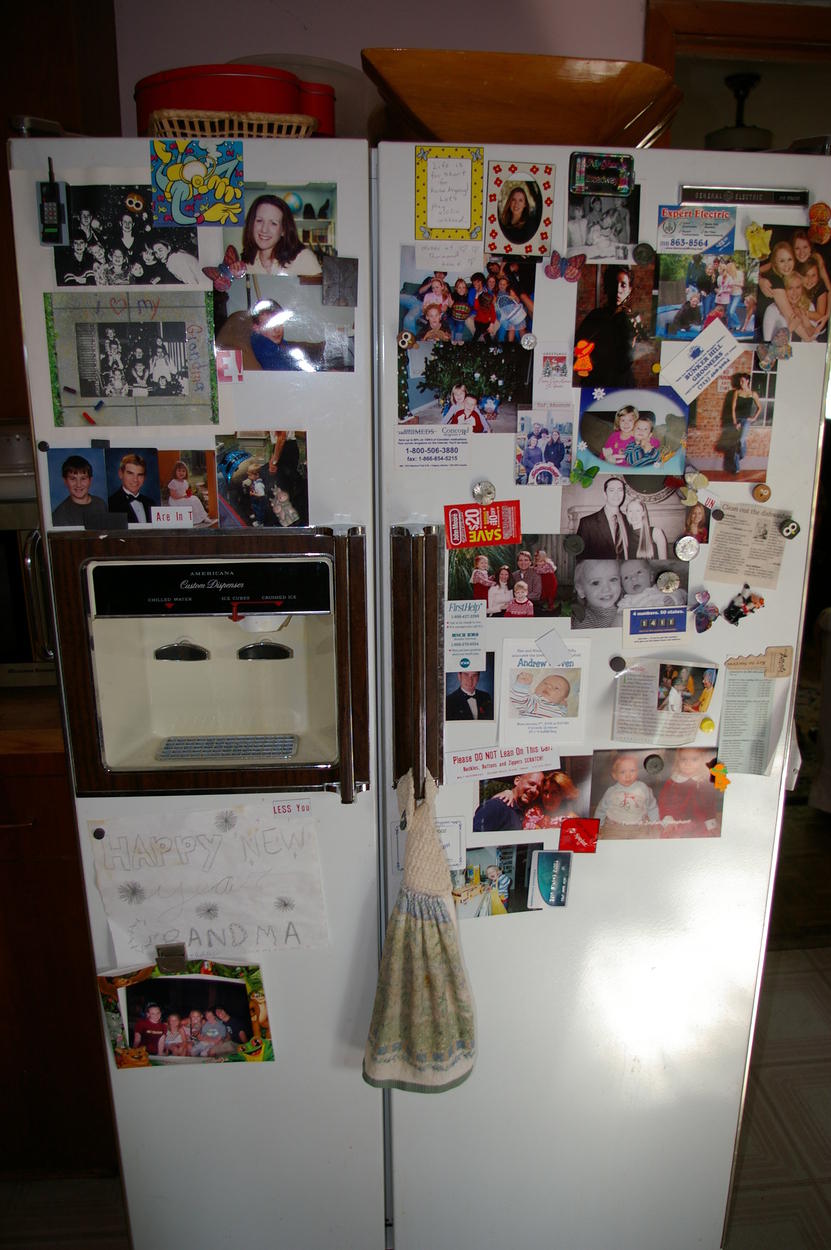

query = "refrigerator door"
[9,138,384,1250]
[375,142,830,1250]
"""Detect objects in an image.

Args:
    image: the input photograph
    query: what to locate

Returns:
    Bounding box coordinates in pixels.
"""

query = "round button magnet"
[644,754,664,775]
[564,535,585,555]
[609,655,627,673]
[633,243,655,265]
[752,483,772,503]
[700,717,715,733]
[711,507,725,521]
[472,479,496,505]
[656,570,681,593]
[521,332,537,350]
[674,534,700,562]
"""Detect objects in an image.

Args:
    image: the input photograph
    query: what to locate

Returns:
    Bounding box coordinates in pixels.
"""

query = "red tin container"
[134,64,301,135]
[298,80,335,137]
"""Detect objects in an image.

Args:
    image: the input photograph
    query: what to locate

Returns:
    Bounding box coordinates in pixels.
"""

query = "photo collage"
[434,144,828,921]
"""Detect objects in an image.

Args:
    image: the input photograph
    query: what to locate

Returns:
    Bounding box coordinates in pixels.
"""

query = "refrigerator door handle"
[390,525,444,797]
[22,528,54,662]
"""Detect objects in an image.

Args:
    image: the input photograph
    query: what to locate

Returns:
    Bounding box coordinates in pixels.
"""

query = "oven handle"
[22,528,54,662]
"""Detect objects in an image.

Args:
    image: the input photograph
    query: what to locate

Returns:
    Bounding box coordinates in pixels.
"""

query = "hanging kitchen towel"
[363,769,476,1092]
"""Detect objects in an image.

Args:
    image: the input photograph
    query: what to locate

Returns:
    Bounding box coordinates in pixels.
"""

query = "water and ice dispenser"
[48,530,370,800]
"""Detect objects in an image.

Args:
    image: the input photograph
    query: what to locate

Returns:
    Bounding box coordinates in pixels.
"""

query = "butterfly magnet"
[545,251,586,282]
[202,244,246,293]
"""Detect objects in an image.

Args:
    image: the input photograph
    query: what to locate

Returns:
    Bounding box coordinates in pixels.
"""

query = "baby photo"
[507,667,580,721]
[576,387,688,476]
[754,224,830,344]
[656,250,756,340]
[570,556,688,630]
[657,665,717,714]
[685,351,775,482]
[590,747,723,840]
[215,431,308,529]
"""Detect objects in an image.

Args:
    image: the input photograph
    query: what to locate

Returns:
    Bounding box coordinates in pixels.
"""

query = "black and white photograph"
[566,187,642,263]
[53,184,201,287]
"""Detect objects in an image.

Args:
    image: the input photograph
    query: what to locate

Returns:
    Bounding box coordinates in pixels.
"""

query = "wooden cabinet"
[0,698,118,1174]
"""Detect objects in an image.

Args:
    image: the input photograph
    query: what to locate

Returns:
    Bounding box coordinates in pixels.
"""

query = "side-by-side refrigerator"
[8,137,385,1250]
[8,134,831,1250]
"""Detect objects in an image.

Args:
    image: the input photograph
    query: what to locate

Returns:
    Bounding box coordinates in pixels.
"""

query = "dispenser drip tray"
[157,734,299,762]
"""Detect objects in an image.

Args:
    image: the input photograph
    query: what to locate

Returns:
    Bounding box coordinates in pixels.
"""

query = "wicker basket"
[148,109,318,139]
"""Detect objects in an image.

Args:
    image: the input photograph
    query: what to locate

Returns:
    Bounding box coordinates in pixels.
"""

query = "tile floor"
[724,945,831,1249]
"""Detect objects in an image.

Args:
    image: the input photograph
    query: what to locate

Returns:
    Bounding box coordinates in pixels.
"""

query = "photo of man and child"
[590,748,723,839]
[576,388,689,476]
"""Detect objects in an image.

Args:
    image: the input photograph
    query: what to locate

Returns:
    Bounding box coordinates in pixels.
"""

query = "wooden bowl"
[361,49,682,148]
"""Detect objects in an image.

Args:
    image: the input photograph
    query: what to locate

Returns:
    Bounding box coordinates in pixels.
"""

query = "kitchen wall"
[113,0,647,135]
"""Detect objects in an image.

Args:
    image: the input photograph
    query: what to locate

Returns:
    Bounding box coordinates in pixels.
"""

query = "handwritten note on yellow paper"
[415,145,483,241]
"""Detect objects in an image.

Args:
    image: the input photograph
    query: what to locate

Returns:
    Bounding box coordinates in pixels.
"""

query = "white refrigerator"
[8,134,831,1250]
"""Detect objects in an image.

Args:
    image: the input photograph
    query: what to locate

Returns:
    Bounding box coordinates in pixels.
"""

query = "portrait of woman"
[623,496,668,560]
[240,194,321,278]
[498,182,541,246]
[719,372,762,475]
[685,503,710,544]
